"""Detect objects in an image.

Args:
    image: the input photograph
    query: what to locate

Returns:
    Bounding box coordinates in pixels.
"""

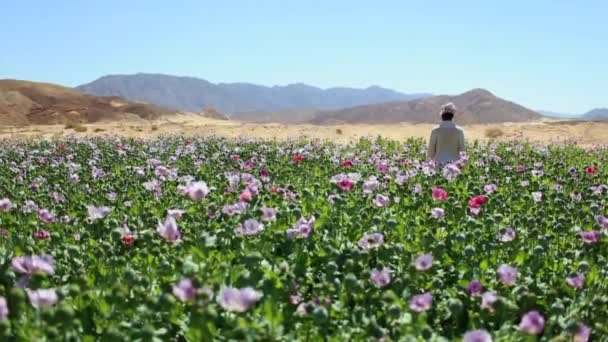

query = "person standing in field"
[427,103,465,163]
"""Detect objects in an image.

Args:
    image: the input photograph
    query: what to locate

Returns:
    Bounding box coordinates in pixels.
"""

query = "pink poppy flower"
[468,195,488,209]
[481,292,498,312]
[463,329,492,342]
[431,187,448,201]
[218,287,262,312]
[26,288,58,308]
[358,233,384,250]
[184,181,209,201]
[574,323,591,342]
[579,230,601,244]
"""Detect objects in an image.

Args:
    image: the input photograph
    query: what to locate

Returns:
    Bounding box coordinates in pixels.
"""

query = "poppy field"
[0,136,606,341]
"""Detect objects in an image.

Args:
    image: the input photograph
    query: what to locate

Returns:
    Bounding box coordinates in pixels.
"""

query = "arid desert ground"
[1,114,607,146]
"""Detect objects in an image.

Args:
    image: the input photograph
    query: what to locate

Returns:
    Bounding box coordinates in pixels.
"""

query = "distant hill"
[582,108,608,120]
[76,74,431,120]
[0,79,189,126]
[310,89,543,125]
[538,110,579,119]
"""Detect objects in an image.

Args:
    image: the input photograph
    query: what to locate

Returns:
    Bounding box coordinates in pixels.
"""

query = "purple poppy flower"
[469,207,482,216]
[579,230,601,244]
[358,233,385,250]
[431,208,445,220]
[466,280,484,296]
[497,264,518,286]
[286,217,315,240]
[566,273,585,289]
[443,164,461,181]
[12,255,54,275]
[260,207,277,222]
[184,181,209,201]
[173,278,197,302]
[0,198,14,212]
[235,219,265,237]
[21,200,38,214]
[414,254,433,271]
[157,216,181,242]
[570,193,582,201]
[50,192,66,204]
[217,287,262,312]
[463,329,493,342]
[362,177,380,194]
[0,297,7,320]
[412,183,423,194]
[26,288,58,308]
[106,192,117,201]
[481,292,498,312]
[370,268,391,288]
[595,215,608,230]
[532,191,543,202]
[484,184,498,194]
[87,205,111,222]
[497,227,517,242]
[38,209,55,224]
[373,194,390,208]
[574,323,591,342]
[519,311,545,335]
[167,209,185,219]
[68,173,80,183]
[409,292,432,312]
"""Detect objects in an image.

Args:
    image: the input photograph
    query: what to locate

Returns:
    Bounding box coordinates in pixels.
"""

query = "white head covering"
[440,102,457,116]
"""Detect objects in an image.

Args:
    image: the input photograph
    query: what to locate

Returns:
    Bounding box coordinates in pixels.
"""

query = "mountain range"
[76,73,432,116]
[311,89,543,124]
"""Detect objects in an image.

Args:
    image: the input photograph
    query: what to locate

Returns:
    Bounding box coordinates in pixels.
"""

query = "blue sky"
[1,0,606,113]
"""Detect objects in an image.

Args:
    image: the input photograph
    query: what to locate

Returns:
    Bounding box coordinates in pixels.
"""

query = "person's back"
[427,103,465,163]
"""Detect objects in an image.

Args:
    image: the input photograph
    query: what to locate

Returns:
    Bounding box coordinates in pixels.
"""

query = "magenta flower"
[260,207,277,222]
[481,292,498,312]
[184,181,209,201]
[358,233,385,250]
[409,292,432,312]
[286,217,315,240]
[519,310,545,335]
[12,255,54,275]
[38,209,55,224]
[235,219,265,237]
[431,187,448,201]
[0,297,7,320]
[26,288,58,308]
[566,272,585,289]
[33,229,51,240]
[431,208,445,220]
[579,230,601,244]
[0,198,14,212]
[466,280,484,296]
[87,205,111,222]
[574,323,591,342]
[497,227,517,242]
[497,264,518,286]
[373,194,390,208]
[157,216,181,242]
[172,278,197,302]
[370,268,391,288]
[463,329,493,342]
[414,254,433,271]
[218,287,262,312]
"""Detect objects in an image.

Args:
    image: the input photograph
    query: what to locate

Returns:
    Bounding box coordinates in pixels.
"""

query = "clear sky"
[1,0,606,113]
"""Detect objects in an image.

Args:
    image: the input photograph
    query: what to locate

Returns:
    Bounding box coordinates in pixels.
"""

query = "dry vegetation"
[485,127,505,138]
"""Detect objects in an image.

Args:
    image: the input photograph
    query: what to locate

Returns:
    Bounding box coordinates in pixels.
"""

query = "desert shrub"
[151,124,159,131]
[73,124,87,132]
[94,128,106,132]
[485,127,504,138]
[336,128,343,135]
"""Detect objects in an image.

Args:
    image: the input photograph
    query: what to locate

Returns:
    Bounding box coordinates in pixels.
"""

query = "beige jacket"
[427,121,465,163]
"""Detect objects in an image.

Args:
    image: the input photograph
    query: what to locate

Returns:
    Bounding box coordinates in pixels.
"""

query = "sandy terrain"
[0,114,607,146]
